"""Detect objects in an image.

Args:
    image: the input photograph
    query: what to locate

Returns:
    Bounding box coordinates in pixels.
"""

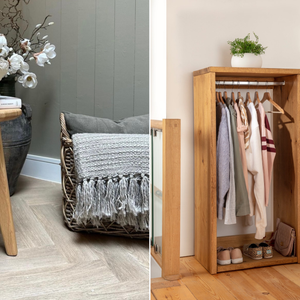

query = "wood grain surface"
[152,256,300,300]
[194,72,217,274]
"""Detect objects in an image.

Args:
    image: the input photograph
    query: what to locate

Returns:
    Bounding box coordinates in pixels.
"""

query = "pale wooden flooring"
[1,176,149,300]
[152,256,300,300]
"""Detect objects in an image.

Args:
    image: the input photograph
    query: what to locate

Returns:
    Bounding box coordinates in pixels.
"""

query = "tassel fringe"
[74,174,149,231]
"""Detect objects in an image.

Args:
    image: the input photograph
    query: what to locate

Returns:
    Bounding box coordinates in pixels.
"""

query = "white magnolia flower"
[8,53,29,74]
[0,57,9,71]
[34,52,49,67]
[0,45,10,57]
[18,72,38,88]
[43,43,56,59]
[0,34,7,48]
[42,35,48,40]
[20,60,29,73]
[0,57,8,80]
[20,38,31,54]
[48,22,54,26]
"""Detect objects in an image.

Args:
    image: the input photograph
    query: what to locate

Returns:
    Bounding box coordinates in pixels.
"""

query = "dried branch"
[0,0,29,48]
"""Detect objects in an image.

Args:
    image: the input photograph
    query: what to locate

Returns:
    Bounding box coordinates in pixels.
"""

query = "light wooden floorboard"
[0,176,149,299]
[244,267,300,300]
[152,285,196,300]
[216,270,276,299]
[152,256,300,300]
[181,257,237,300]
[273,264,300,287]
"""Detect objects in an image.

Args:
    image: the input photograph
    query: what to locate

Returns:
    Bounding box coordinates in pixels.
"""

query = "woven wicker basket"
[60,113,149,238]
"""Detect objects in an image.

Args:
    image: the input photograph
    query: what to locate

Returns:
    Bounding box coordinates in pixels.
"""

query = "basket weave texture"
[60,113,149,239]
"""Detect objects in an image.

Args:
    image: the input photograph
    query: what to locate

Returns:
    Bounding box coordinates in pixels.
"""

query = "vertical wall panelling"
[43,0,62,157]
[134,0,149,116]
[76,0,96,116]
[114,0,136,120]
[60,0,78,113]
[95,0,115,119]
[15,0,149,159]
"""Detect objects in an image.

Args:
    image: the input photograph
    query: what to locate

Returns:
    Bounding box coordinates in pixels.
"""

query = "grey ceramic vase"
[0,75,32,196]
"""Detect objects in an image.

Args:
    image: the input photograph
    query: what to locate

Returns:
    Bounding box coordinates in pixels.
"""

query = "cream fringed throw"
[72,133,149,230]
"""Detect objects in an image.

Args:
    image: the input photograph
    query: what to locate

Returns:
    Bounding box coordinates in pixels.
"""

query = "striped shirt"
[257,103,276,206]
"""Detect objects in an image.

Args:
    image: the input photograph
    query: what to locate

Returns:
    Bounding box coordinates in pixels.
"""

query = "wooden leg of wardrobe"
[0,128,17,256]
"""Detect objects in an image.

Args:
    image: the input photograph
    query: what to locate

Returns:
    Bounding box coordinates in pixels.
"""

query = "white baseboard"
[21,154,61,183]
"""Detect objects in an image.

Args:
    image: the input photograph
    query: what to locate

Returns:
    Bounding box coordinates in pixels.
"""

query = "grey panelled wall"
[15,0,149,159]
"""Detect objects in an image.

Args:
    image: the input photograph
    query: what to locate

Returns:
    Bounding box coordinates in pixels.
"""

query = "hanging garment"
[224,98,250,217]
[238,99,251,149]
[245,102,266,239]
[224,105,236,225]
[216,102,230,220]
[257,103,276,206]
[234,101,249,193]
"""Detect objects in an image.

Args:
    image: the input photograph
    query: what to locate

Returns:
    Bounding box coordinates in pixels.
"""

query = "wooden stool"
[0,109,22,256]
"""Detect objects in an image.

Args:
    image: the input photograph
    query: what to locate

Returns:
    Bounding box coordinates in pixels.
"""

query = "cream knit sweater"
[246,103,266,239]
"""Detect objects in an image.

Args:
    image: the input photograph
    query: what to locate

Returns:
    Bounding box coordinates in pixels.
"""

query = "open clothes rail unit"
[193,67,300,274]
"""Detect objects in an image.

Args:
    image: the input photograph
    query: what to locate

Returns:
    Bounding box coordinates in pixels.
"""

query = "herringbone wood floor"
[0,176,149,300]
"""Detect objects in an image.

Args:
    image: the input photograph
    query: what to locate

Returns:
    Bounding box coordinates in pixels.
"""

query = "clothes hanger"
[218,81,225,104]
[216,91,220,103]
[236,81,241,102]
[219,92,225,104]
[245,92,252,105]
[254,91,261,106]
[231,80,236,102]
[223,81,228,99]
[254,82,261,106]
[231,91,235,102]
[245,82,252,105]
[261,83,284,114]
[261,91,284,114]
[215,84,220,103]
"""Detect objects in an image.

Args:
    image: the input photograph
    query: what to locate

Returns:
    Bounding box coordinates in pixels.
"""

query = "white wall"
[150,0,167,120]
[165,0,300,256]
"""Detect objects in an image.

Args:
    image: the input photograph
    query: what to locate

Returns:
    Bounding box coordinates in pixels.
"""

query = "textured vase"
[0,75,32,195]
[231,54,262,68]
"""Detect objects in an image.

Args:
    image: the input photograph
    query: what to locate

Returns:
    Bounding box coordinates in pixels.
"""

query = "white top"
[245,102,266,239]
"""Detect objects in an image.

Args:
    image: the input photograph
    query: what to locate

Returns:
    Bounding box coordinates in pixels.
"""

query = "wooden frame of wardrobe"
[193,67,300,274]
[151,119,181,280]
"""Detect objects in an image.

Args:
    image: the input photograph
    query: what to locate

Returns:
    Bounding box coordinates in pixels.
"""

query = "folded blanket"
[72,133,149,231]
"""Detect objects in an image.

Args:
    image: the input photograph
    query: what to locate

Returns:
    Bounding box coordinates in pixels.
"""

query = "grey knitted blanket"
[72,133,149,230]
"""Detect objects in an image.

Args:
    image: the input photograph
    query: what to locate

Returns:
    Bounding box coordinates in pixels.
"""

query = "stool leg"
[0,128,17,256]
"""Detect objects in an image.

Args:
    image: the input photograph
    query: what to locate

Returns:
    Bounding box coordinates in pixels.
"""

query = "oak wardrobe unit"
[193,67,300,275]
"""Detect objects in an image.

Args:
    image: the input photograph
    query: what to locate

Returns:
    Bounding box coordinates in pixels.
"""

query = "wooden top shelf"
[193,67,300,77]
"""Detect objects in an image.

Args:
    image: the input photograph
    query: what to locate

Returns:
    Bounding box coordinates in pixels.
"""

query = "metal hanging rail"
[215,80,285,86]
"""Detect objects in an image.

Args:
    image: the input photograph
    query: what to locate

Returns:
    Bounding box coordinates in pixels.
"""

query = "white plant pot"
[231,54,262,68]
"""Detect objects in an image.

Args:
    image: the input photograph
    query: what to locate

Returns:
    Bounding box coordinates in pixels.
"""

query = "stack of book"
[0,96,22,109]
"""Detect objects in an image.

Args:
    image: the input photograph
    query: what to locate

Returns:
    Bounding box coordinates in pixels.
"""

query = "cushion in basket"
[63,112,149,136]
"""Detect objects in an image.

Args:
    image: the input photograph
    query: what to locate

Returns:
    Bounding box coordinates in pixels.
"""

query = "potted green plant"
[227,33,267,68]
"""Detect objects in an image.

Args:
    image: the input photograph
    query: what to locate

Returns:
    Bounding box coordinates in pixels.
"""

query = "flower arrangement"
[227,33,267,58]
[0,0,56,88]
